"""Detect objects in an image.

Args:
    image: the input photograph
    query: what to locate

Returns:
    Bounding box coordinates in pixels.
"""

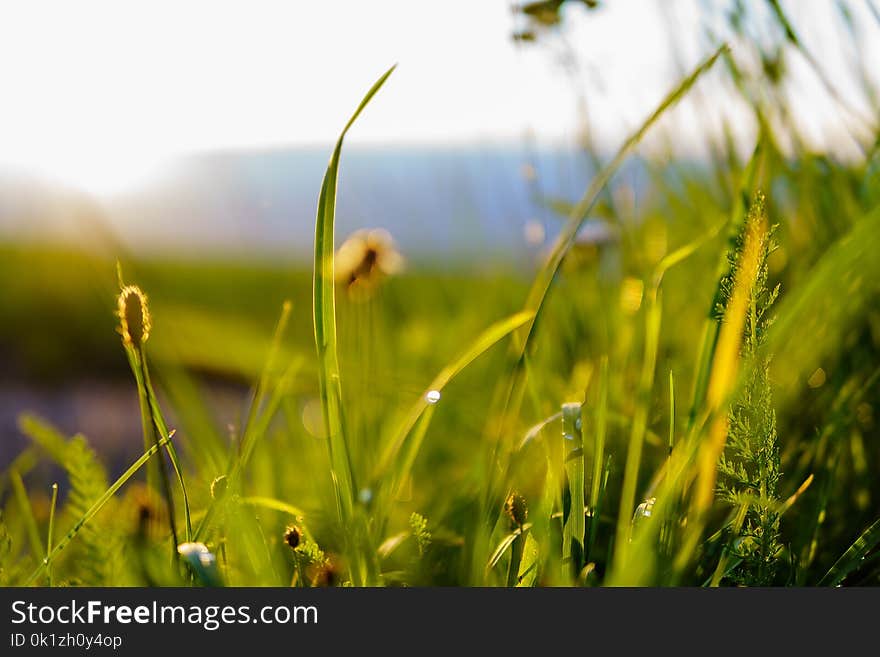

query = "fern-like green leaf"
[18,414,119,585]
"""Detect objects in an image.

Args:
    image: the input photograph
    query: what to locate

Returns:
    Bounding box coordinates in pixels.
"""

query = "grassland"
[1,12,880,587]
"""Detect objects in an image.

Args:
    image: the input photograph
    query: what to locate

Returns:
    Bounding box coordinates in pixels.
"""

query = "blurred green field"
[2,3,880,588]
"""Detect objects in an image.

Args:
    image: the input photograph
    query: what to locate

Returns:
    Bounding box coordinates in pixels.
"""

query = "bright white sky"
[0,0,876,195]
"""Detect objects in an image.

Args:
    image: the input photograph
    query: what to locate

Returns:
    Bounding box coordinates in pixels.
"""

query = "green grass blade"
[241,300,293,451]
[506,529,526,588]
[128,345,191,544]
[587,357,609,563]
[239,356,303,470]
[495,44,727,470]
[515,533,540,587]
[519,44,726,337]
[652,217,726,288]
[46,483,58,586]
[141,356,192,541]
[613,287,662,568]
[385,405,436,501]
[375,310,535,483]
[25,434,171,585]
[486,523,532,571]
[193,355,302,541]
[314,65,395,522]
[561,402,585,574]
[709,501,748,587]
[818,517,880,586]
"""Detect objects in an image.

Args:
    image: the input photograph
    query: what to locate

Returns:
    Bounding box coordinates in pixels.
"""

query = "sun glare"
[10,149,169,198]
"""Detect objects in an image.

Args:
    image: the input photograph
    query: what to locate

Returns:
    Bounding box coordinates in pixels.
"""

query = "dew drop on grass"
[631,497,657,536]
[425,390,441,404]
[635,498,655,518]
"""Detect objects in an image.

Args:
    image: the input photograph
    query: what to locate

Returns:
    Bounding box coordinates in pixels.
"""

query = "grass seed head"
[504,491,528,528]
[117,285,151,348]
[283,524,302,549]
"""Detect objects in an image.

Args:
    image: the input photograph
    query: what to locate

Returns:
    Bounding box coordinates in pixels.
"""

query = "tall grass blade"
[314,65,395,522]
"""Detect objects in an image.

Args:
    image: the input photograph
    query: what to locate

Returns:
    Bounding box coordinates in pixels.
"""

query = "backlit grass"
[1,17,879,587]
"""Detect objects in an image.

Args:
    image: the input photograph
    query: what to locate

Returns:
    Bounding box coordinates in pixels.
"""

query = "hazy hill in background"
[0,145,651,264]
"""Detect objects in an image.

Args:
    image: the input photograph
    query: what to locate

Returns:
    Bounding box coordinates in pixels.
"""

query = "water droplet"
[575,417,582,431]
[563,431,575,441]
[631,497,657,534]
[359,488,373,505]
[425,390,441,404]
